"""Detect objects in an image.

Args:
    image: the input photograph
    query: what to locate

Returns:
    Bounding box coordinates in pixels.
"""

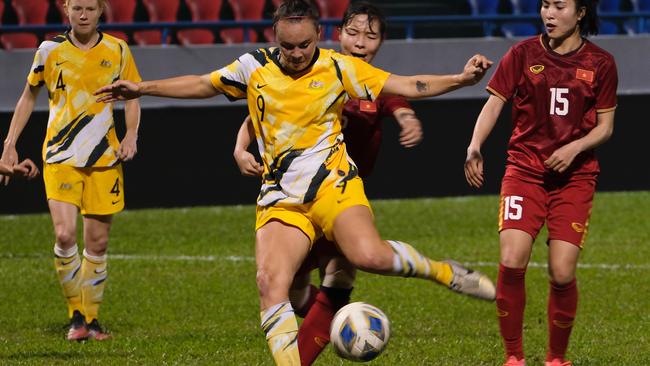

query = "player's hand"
[234,149,263,177]
[0,145,19,185]
[464,146,484,188]
[459,54,493,86]
[94,80,141,103]
[117,132,138,162]
[396,110,423,148]
[544,141,580,173]
[13,159,40,179]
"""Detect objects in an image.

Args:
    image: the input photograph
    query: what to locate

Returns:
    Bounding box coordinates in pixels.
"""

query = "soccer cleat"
[87,319,112,341]
[444,260,496,301]
[545,359,572,366]
[67,310,89,341]
[503,355,526,366]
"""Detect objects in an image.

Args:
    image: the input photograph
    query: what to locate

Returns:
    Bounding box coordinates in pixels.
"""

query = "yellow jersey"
[27,32,141,167]
[210,47,390,206]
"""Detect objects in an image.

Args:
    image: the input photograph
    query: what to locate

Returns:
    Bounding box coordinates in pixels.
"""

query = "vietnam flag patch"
[359,100,377,113]
[576,68,594,83]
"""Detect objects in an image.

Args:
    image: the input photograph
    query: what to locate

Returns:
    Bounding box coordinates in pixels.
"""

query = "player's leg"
[80,214,113,340]
[49,199,87,340]
[256,218,312,366]
[497,176,547,365]
[44,163,87,340]
[299,248,356,366]
[77,166,124,340]
[544,179,594,365]
[498,229,534,365]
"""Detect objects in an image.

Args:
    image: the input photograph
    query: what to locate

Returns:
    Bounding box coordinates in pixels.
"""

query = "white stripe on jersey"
[218,52,263,86]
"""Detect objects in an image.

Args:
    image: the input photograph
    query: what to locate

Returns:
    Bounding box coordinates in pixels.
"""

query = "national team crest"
[309,80,324,89]
[100,59,112,68]
[529,64,544,74]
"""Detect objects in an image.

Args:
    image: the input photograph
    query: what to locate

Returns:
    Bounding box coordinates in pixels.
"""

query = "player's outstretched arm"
[382,54,493,99]
[1,83,40,185]
[234,115,263,177]
[465,94,505,188]
[95,74,221,102]
[544,110,615,173]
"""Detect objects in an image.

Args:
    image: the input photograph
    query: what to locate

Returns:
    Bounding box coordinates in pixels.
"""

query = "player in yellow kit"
[1,0,141,341]
[96,1,494,363]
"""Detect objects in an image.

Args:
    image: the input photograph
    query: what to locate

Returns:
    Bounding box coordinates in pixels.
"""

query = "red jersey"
[343,95,411,177]
[487,35,618,182]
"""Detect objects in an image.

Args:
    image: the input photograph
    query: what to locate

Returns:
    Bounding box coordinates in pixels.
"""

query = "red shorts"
[498,175,596,248]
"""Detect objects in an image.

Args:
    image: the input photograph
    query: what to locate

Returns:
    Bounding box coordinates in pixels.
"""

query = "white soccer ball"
[330,302,390,362]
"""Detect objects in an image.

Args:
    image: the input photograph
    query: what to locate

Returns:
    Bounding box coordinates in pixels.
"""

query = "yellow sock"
[53,244,82,318]
[260,301,300,366]
[387,240,453,285]
[80,249,108,323]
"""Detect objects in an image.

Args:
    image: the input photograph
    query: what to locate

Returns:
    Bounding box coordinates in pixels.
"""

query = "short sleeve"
[595,56,618,113]
[120,42,142,83]
[26,48,46,87]
[337,54,390,101]
[209,56,252,101]
[487,46,522,102]
[380,95,411,116]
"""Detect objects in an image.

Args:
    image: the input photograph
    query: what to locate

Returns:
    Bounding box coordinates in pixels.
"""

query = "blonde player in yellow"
[96,0,493,363]
[1,0,141,341]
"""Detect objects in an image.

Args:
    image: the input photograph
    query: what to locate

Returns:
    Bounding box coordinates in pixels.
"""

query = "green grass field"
[1,191,649,365]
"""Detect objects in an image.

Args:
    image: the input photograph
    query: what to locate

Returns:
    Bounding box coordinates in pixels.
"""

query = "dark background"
[1,95,647,214]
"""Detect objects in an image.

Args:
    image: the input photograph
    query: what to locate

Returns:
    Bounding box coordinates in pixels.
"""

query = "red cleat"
[87,319,112,341]
[503,355,526,366]
[66,311,89,341]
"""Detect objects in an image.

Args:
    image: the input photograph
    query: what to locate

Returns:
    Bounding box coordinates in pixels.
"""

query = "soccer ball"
[330,302,390,362]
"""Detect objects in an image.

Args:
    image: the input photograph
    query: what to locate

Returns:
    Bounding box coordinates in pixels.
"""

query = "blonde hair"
[63,0,108,10]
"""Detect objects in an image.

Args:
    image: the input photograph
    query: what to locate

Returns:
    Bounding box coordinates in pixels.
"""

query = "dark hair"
[340,1,387,39]
[576,0,599,36]
[273,0,320,31]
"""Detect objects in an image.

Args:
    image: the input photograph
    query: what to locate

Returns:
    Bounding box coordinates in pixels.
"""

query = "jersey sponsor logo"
[576,68,594,83]
[571,222,585,233]
[55,60,68,66]
[100,59,112,68]
[308,79,324,89]
[256,83,267,89]
[529,64,545,74]
[359,100,377,113]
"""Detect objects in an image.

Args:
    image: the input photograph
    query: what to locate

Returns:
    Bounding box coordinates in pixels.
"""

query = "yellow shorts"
[255,175,371,244]
[44,163,124,216]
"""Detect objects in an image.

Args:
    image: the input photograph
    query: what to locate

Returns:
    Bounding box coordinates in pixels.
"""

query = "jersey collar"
[65,29,104,49]
[271,47,321,75]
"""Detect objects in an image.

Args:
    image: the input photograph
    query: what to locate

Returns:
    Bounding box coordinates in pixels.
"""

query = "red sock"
[294,284,319,318]
[298,286,351,366]
[497,264,527,360]
[547,278,578,362]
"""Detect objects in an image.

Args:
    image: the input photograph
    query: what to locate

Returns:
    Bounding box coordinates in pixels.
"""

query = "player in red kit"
[464,1,617,366]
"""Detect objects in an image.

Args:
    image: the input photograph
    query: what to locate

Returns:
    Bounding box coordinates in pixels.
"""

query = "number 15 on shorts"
[504,195,523,220]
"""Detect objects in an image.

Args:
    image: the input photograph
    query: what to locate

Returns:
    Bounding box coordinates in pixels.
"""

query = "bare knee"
[256,267,292,306]
[84,232,109,256]
[53,225,76,248]
[548,265,575,284]
[346,241,392,272]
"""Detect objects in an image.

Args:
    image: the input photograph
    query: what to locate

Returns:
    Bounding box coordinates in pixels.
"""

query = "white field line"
[2,253,648,270]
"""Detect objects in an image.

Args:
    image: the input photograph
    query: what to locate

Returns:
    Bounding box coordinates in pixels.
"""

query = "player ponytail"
[273,0,320,32]
[576,0,599,36]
